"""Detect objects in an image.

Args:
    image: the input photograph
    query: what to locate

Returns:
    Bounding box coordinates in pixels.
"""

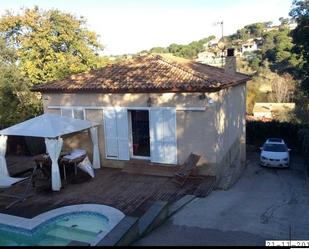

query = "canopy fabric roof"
[0,113,98,138]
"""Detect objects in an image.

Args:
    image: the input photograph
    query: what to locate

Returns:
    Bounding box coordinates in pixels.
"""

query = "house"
[253,102,295,120]
[262,22,297,33]
[196,51,224,67]
[263,26,280,33]
[241,39,258,54]
[32,52,250,188]
[205,37,221,49]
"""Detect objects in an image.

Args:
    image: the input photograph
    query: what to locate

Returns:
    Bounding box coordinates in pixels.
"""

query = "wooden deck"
[0,157,216,219]
[122,159,182,177]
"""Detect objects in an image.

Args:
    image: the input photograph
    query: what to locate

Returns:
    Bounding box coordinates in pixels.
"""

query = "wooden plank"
[122,160,180,177]
[0,158,215,218]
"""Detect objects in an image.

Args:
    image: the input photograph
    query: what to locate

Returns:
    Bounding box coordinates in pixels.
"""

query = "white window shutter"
[104,108,119,158]
[115,107,130,160]
[150,109,165,163]
[104,108,130,161]
[162,109,177,164]
[150,108,177,165]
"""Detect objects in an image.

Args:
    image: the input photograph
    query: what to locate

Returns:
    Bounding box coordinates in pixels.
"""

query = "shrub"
[246,121,308,150]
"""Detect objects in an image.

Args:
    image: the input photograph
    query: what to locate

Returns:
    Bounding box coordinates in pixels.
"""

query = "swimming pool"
[0,204,125,246]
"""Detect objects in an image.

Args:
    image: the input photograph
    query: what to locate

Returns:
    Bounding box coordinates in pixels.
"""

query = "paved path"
[134,152,309,246]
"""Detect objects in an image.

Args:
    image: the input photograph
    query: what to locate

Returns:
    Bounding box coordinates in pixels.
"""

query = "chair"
[0,165,38,209]
[173,153,202,186]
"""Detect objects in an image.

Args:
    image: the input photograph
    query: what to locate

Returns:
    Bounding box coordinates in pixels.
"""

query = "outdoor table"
[33,151,70,180]
[60,154,86,181]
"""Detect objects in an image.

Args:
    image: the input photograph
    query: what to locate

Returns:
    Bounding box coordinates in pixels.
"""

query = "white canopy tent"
[0,113,100,191]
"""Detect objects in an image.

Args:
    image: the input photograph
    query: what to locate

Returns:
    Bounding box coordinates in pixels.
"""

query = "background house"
[33,53,250,189]
[196,51,223,67]
[253,102,295,120]
[241,39,258,54]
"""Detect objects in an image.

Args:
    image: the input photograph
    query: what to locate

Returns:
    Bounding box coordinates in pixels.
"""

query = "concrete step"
[0,238,20,246]
[138,201,169,237]
[46,224,97,243]
[93,216,139,246]
[56,217,107,234]
[36,234,71,246]
[168,195,196,217]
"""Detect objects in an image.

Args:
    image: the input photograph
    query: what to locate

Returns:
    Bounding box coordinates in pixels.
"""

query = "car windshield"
[263,143,287,152]
[268,138,283,143]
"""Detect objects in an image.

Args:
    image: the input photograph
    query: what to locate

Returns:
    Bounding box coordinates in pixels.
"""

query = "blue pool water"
[0,212,109,246]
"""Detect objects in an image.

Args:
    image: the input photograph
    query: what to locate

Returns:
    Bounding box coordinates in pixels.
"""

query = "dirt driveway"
[134,152,309,246]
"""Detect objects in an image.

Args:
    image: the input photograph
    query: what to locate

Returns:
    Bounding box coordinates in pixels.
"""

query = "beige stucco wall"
[213,83,247,179]
[42,87,246,178]
[42,92,220,108]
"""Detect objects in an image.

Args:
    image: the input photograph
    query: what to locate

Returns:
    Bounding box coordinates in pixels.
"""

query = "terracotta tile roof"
[32,54,250,93]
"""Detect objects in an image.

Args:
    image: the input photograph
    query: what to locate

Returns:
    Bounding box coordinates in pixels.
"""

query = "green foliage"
[246,72,270,115]
[246,121,306,149]
[246,81,267,114]
[226,17,304,77]
[229,22,271,41]
[0,6,107,85]
[142,36,215,59]
[0,6,109,127]
[248,54,262,71]
[149,47,168,53]
[246,61,296,117]
[254,27,302,74]
[290,0,309,93]
[0,38,42,128]
[292,85,309,123]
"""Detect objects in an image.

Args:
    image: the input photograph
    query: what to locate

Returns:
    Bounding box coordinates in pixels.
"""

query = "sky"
[0,0,294,56]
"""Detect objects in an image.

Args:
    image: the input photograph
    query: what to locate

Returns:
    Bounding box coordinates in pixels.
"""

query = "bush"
[246,121,308,150]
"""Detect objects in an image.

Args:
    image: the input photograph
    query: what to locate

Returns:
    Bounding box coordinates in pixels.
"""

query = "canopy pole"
[0,135,9,176]
[45,137,63,191]
[90,127,100,169]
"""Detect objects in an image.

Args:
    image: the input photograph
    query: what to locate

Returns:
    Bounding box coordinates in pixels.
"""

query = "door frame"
[128,108,151,160]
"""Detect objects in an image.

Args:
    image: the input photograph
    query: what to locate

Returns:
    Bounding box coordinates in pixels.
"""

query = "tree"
[258,25,302,74]
[269,73,295,103]
[246,61,296,116]
[144,36,215,59]
[0,7,108,85]
[279,17,290,26]
[149,47,168,53]
[0,38,42,128]
[229,22,271,41]
[290,0,309,93]
[246,79,268,114]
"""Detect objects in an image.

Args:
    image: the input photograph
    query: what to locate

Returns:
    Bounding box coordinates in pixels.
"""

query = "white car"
[260,138,290,168]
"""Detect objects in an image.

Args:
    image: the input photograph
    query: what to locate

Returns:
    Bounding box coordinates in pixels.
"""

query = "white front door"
[130,110,151,159]
[104,107,177,164]
[150,108,177,165]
